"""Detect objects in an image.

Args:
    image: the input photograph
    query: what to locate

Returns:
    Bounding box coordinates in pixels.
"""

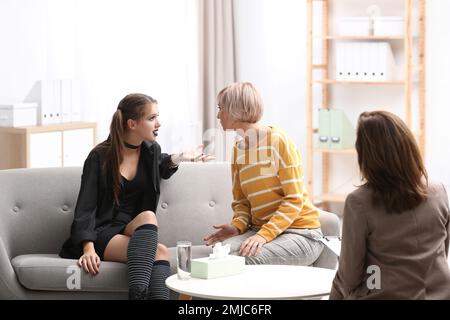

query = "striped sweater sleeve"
[257,136,306,242]
[230,162,251,234]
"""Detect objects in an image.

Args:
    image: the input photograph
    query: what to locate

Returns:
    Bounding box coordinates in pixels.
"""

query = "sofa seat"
[11,246,214,292]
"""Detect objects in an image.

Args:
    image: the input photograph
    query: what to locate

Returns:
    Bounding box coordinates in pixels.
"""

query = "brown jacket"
[330,182,450,299]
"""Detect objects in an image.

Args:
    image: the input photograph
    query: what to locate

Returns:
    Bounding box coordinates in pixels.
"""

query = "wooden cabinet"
[62,128,95,167]
[0,122,97,169]
[29,131,63,168]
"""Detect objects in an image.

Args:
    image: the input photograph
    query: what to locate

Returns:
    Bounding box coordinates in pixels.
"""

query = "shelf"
[412,64,423,72]
[0,122,97,134]
[315,35,404,40]
[312,64,327,69]
[316,80,404,85]
[315,148,357,155]
[313,193,347,203]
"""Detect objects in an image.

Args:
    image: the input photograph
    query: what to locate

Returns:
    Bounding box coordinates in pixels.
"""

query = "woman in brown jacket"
[330,111,450,299]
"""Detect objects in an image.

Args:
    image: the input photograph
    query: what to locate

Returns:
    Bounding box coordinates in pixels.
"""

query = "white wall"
[1,0,449,202]
[427,0,450,191]
[0,0,201,155]
[234,0,308,163]
[234,0,450,213]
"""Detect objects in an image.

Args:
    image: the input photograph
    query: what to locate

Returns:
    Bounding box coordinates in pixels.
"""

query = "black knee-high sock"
[147,260,171,300]
[127,224,158,300]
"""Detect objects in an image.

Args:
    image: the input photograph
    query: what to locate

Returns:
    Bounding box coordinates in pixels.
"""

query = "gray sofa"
[0,162,339,299]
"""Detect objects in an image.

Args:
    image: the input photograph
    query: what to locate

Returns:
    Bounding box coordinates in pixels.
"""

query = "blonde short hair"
[217,82,264,123]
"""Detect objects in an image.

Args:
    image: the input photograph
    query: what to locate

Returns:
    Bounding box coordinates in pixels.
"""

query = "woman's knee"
[124,211,158,236]
[136,210,157,226]
[155,243,170,261]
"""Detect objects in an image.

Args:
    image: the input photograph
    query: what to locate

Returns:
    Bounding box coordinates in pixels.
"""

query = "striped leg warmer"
[147,260,171,300]
[127,224,158,300]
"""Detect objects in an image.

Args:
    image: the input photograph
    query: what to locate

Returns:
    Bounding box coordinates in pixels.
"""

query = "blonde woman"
[204,82,324,265]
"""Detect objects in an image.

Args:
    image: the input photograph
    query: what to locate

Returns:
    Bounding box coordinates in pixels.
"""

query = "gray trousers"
[223,228,324,266]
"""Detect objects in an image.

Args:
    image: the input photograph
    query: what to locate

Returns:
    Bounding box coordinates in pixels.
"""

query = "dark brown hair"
[108,93,157,205]
[355,111,428,213]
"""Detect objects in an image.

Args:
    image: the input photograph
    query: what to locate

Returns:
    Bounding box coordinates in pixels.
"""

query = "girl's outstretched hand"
[172,144,215,164]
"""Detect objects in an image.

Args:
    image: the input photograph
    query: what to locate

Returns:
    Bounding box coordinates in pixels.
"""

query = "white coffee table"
[166,264,336,300]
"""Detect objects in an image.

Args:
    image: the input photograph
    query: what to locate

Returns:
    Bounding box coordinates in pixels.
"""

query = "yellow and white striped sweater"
[230,126,320,242]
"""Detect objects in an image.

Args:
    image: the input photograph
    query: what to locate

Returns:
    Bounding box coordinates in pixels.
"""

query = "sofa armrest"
[0,239,27,299]
[313,210,340,270]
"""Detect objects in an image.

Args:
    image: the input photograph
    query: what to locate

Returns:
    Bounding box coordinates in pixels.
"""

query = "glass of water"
[176,241,191,280]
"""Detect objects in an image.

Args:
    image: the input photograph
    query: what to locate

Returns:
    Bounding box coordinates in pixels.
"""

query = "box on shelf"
[191,255,245,279]
[338,17,371,36]
[0,103,38,127]
[373,16,404,36]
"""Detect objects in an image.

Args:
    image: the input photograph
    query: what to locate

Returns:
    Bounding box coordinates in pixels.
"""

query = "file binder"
[329,109,356,150]
[61,79,72,123]
[351,42,362,81]
[336,42,345,80]
[360,42,370,80]
[70,80,81,122]
[343,42,353,80]
[318,108,331,149]
[376,42,395,81]
[40,80,61,125]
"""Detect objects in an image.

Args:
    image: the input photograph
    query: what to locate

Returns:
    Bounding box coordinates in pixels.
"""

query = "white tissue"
[209,242,231,259]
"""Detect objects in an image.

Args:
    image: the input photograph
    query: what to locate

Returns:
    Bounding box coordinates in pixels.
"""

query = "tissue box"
[191,255,245,279]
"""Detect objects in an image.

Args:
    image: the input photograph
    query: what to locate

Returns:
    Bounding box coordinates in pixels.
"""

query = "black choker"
[124,141,140,149]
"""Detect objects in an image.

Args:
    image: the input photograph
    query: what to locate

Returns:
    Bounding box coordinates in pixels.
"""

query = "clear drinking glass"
[176,241,192,280]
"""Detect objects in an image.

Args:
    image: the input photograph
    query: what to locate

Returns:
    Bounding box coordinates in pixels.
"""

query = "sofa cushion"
[12,246,214,292]
[11,254,128,292]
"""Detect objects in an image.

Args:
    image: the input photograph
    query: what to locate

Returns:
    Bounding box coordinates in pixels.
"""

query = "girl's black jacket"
[59,139,178,259]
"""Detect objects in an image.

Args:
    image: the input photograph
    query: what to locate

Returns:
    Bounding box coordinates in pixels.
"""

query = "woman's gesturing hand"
[239,234,267,257]
[78,245,101,275]
[204,224,239,246]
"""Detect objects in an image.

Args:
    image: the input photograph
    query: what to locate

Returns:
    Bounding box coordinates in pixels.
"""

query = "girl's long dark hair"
[355,111,428,213]
[107,93,157,205]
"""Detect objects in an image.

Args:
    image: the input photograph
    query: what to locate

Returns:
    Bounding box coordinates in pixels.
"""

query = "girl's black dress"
[59,139,177,260]
[94,154,149,259]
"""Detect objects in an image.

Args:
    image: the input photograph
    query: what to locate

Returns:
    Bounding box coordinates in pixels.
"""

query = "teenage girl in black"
[59,93,211,299]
